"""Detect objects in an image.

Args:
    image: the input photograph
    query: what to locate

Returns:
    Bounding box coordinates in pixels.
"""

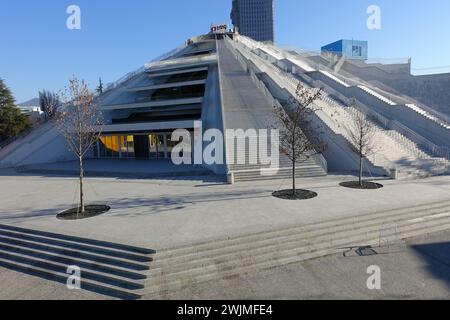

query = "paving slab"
[1,171,450,251]
[158,230,450,300]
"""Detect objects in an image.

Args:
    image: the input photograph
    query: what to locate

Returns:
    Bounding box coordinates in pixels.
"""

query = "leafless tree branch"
[346,98,377,186]
[272,82,327,195]
[54,77,104,214]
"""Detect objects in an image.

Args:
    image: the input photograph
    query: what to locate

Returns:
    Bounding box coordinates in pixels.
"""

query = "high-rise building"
[231,0,274,42]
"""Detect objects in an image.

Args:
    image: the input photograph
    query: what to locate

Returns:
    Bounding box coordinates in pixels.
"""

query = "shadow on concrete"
[0,208,63,222]
[0,159,227,184]
[0,223,155,300]
[411,241,450,291]
[409,178,450,188]
[104,188,273,217]
[0,187,274,222]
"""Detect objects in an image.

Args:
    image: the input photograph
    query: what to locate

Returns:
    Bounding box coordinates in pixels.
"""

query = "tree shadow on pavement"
[105,189,273,217]
[0,189,274,221]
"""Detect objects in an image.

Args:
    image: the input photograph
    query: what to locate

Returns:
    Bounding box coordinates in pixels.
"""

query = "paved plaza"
[1,170,450,250]
[2,170,450,299]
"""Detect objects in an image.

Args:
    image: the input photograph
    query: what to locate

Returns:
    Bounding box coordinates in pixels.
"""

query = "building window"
[352,45,362,57]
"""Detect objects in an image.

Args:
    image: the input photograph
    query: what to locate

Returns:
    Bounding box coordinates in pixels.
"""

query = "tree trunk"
[292,158,296,196]
[359,154,363,187]
[79,156,84,216]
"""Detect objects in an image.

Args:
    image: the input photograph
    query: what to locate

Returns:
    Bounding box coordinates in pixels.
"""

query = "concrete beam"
[100,120,198,133]
[101,97,204,111]
[147,67,209,78]
[145,55,217,73]
[128,80,207,92]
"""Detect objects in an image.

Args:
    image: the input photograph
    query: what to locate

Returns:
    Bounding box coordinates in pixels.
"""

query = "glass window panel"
[127,135,135,158]
[112,136,119,158]
[93,141,99,158]
[105,136,112,158]
[149,134,158,159]
[99,136,107,158]
[119,136,127,159]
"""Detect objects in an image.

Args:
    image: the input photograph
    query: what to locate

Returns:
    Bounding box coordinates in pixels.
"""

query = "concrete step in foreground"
[231,167,327,182]
[0,224,154,300]
[3,200,450,299]
[141,199,450,297]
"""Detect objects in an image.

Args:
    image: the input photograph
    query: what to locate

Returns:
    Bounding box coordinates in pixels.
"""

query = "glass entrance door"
[149,134,165,159]
[95,133,172,160]
[134,135,150,159]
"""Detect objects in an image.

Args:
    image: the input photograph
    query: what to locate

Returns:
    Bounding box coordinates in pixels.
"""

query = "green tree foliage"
[0,79,32,142]
[0,78,15,109]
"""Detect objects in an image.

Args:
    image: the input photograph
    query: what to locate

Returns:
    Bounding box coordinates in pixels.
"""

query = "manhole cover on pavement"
[356,246,378,257]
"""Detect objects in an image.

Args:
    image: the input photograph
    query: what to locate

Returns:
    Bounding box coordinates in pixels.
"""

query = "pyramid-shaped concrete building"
[1,32,450,181]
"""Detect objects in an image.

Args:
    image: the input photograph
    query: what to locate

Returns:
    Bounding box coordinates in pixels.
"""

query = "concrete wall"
[306,69,450,149]
[346,86,450,148]
[383,74,450,115]
[19,133,76,166]
[200,64,228,175]
[0,124,75,168]
[341,60,450,115]
[342,60,411,79]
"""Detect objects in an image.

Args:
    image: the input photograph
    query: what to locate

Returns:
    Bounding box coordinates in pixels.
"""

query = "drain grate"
[355,246,378,257]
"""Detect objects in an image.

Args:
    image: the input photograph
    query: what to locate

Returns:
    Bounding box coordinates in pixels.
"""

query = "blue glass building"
[321,39,368,60]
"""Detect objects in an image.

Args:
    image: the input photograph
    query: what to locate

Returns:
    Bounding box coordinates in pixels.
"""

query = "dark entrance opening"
[134,135,149,159]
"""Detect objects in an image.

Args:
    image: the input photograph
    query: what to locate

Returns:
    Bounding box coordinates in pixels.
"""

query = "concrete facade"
[341,59,450,116]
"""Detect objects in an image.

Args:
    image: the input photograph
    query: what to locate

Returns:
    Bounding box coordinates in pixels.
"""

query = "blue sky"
[1,0,450,103]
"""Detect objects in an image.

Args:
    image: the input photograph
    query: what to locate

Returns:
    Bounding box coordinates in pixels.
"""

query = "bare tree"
[273,82,326,196]
[55,77,103,214]
[39,90,61,120]
[346,100,376,187]
[96,77,104,96]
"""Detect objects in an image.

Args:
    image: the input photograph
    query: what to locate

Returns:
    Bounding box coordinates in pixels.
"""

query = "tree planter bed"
[272,189,318,200]
[339,181,384,190]
[57,205,111,220]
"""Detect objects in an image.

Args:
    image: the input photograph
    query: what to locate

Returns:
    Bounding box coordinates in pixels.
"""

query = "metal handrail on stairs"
[224,37,328,174]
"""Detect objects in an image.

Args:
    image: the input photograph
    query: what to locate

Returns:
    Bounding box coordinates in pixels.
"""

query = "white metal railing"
[357,85,396,106]
[252,38,450,130]
[405,103,450,129]
[309,66,450,161]
[258,39,450,130]
[225,37,286,109]
[348,98,450,160]
[224,36,328,173]
[229,38,334,172]
[320,70,351,88]
[344,106,430,160]
[233,36,450,168]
